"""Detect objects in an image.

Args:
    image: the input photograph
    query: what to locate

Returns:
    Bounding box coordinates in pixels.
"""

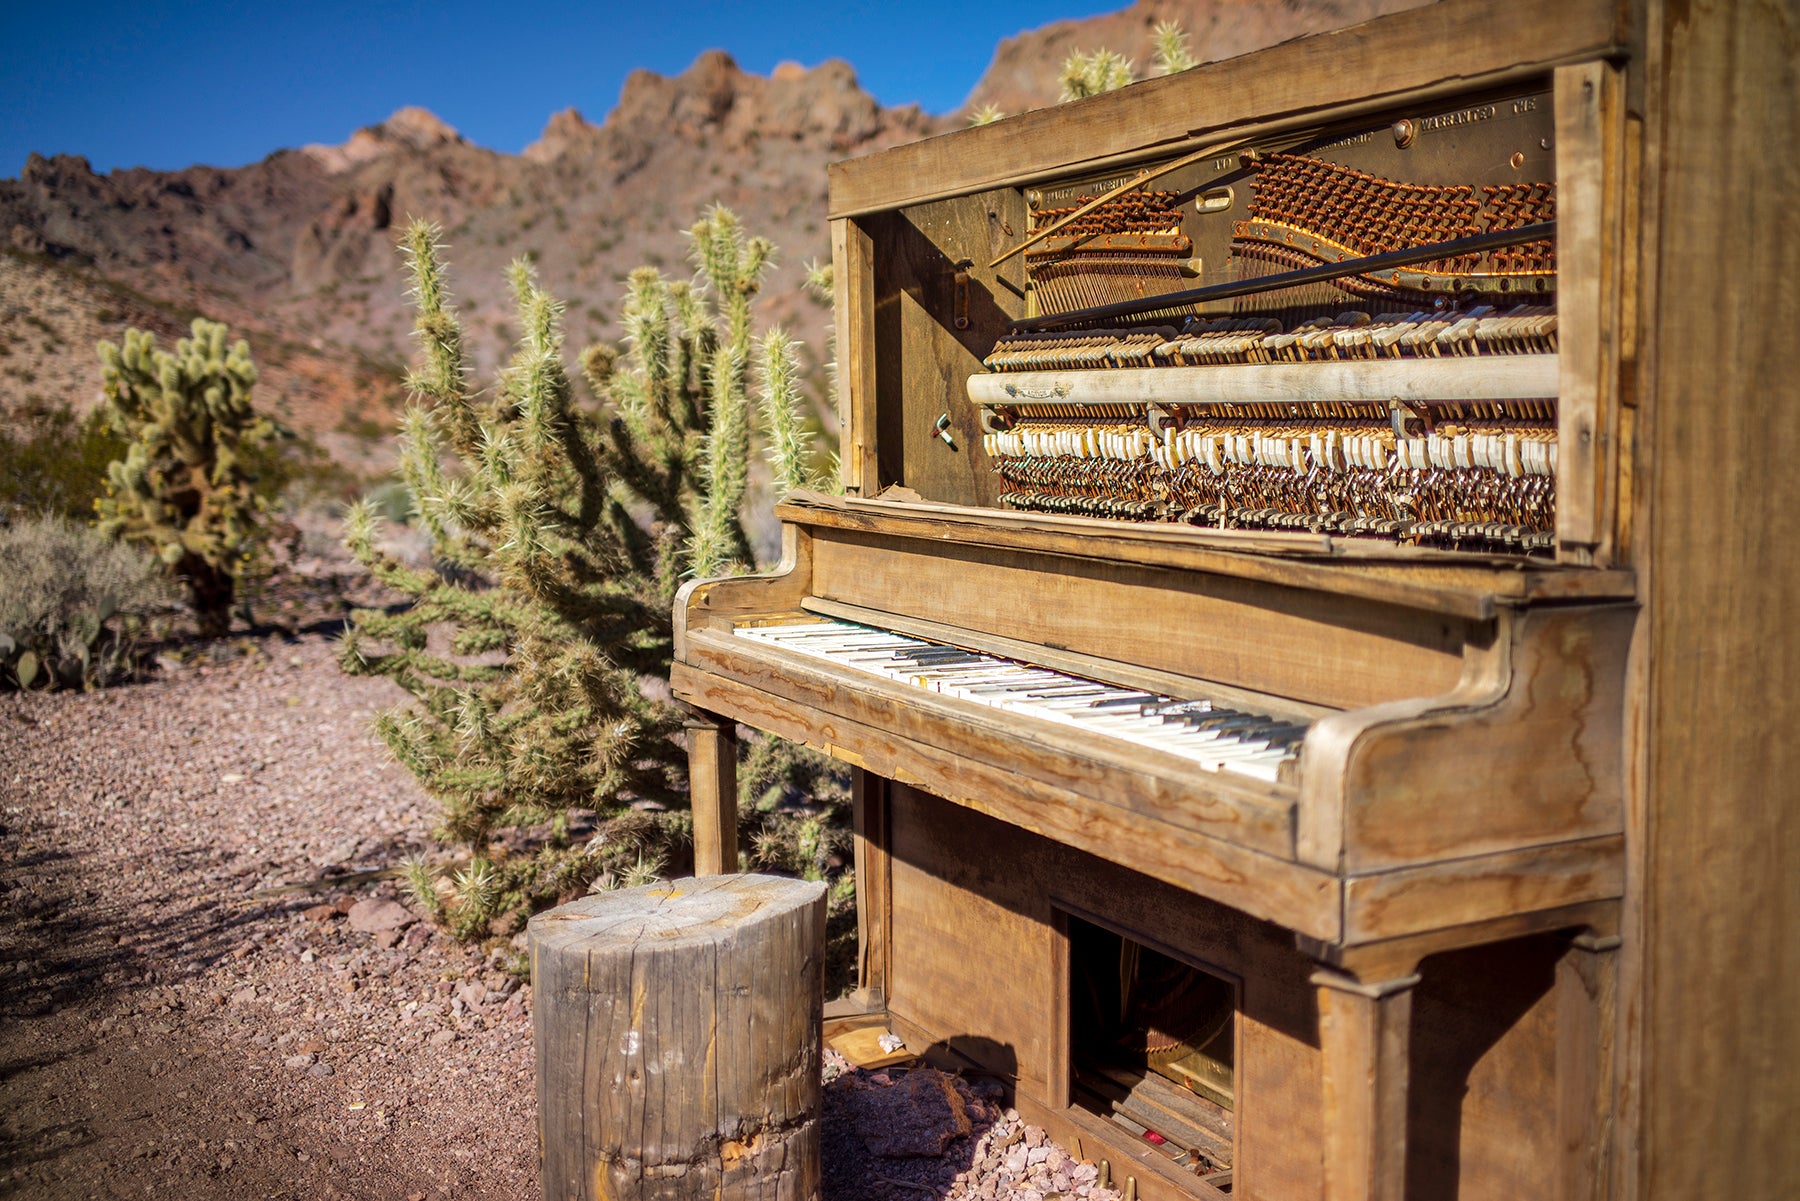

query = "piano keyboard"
[734,618,1305,783]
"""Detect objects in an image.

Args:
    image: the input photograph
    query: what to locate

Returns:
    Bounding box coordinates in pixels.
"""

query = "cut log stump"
[530,873,827,1201]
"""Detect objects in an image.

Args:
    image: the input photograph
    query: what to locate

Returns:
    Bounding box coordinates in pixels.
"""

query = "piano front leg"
[685,709,739,875]
[1312,964,1423,1201]
[1557,925,1622,1201]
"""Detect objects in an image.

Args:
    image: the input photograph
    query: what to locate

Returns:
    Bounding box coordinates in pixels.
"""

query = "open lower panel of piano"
[680,11,1639,1199]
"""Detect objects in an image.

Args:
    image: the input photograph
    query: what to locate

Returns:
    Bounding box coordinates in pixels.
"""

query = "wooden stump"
[530,873,827,1201]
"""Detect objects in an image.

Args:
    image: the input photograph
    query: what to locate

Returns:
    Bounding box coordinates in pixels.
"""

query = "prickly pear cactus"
[95,319,279,637]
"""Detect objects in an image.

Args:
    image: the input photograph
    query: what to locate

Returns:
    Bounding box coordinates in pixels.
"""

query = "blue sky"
[0,1,1125,177]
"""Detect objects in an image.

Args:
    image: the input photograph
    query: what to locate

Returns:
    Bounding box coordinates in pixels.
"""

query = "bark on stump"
[530,873,827,1201]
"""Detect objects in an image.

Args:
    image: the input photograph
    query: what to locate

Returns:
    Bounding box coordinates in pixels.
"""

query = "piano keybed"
[734,617,1307,783]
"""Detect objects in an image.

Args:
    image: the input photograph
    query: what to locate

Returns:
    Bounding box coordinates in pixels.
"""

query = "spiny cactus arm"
[400,219,480,457]
[618,269,679,435]
[593,416,685,528]
[503,263,615,536]
[754,328,820,495]
[669,281,716,434]
[341,500,443,596]
[340,614,504,698]
[686,341,753,579]
[687,208,768,412]
[1060,48,1137,101]
[1152,20,1198,75]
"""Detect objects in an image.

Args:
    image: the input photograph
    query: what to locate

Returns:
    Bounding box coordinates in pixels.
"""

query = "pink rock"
[348,898,414,933]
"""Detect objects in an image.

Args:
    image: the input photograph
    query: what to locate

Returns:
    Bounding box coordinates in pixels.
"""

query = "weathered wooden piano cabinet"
[674,1,1800,1198]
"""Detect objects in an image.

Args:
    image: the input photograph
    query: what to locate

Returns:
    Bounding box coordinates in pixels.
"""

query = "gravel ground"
[1,632,536,1199]
[1,620,1120,1200]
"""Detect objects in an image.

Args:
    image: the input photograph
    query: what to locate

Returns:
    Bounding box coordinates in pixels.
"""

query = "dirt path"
[1,634,536,1199]
[1,629,1132,1201]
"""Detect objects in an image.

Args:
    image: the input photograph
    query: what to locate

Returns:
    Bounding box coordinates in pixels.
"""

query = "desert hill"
[0,0,1430,465]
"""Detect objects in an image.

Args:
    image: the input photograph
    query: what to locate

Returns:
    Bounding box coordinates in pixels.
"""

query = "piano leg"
[1557,927,1622,1201]
[684,709,738,876]
[1312,966,1423,1201]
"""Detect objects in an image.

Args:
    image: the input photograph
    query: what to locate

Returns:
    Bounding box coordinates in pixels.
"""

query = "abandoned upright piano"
[669,1,1776,1197]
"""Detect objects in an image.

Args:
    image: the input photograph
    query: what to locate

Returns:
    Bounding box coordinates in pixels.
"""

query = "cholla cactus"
[1059,48,1136,102]
[967,103,1006,127]
[1152,21,1199,75]
[95,319,280,636]
[343,212,838,937]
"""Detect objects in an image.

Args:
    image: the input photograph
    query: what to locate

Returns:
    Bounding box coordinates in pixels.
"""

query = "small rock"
[301,904,337,922]
[295,1037,327,1054]
[853,1069,974,1158]
[372,929,402,950]
[284,1053,315,1069]
[299,949,315,964]
[333,895,358,916]
[429,1029,457,1047]
[347,899,414,934]
[403,923,433,949]
[308,1062,335,1077]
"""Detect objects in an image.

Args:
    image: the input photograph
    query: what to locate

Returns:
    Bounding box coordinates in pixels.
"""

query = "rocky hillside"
[1,53,936,463]
[960,0,1431,117]
[0,1,1434,462]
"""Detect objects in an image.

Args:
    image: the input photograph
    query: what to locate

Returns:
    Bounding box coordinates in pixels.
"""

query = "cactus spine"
[95,319,278,637]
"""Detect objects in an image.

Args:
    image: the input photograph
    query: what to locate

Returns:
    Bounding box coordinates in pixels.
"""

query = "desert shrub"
[342,212,842,938]
[0,513,175,689]
[0,403,128,523]
[95,318,284,637]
